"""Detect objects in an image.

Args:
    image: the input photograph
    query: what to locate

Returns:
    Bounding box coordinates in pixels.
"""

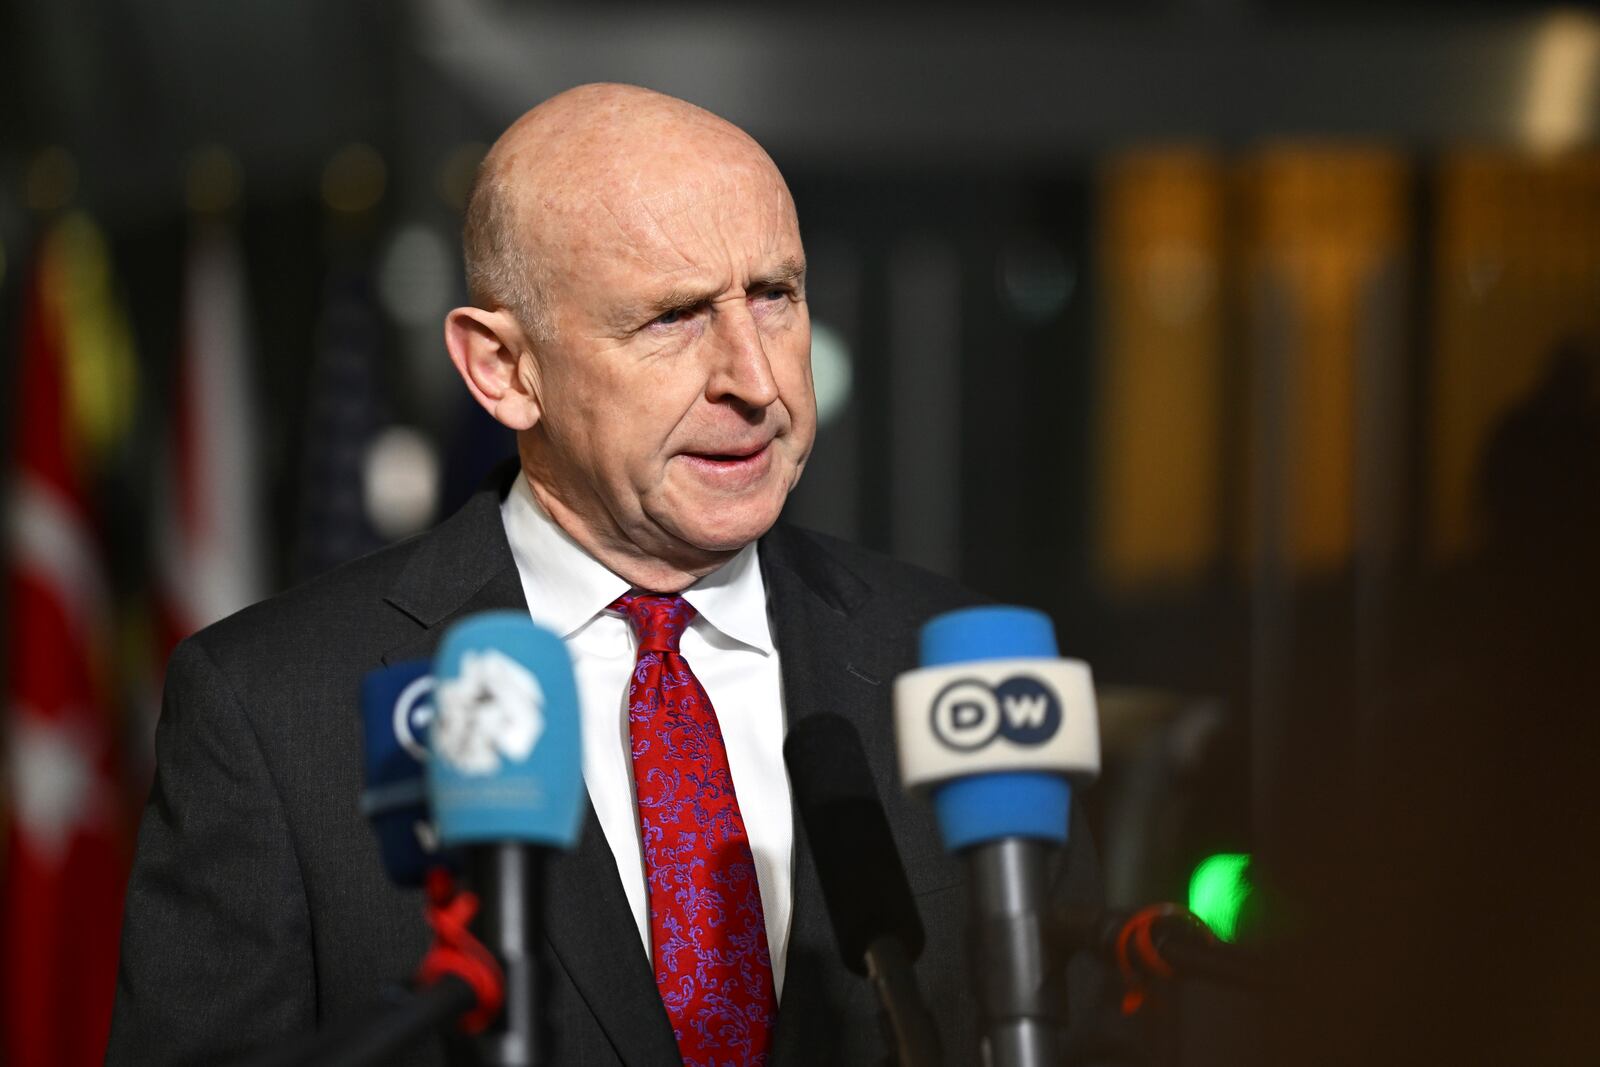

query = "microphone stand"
[246,865,528,1067]
[967,839,1062,1067]
[862,936,943,1067]
[464,843,545,1067]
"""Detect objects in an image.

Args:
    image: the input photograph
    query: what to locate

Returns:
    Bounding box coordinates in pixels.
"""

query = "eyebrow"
[750,256,807,292]
[619,257,809,327]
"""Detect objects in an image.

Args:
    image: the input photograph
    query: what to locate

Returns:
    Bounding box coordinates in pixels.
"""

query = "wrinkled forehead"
[540,151,802,282]
[597,160,797,247]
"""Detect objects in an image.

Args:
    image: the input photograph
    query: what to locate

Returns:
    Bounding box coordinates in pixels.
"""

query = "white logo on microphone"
[434,649,545,774]
[930,675,1063,751]
[1001,692,1050,729]
[391,675,436,762]
[930,680,1002,750]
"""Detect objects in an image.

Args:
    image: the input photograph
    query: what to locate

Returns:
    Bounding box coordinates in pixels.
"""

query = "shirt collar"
[500,472,774,655]
[681,536,774,656]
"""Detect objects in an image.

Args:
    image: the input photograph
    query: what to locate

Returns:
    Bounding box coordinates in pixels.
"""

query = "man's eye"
[753,287,788,302]
[653,307,687,326]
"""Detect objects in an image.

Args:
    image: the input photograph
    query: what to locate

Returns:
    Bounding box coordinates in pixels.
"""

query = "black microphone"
[784,714,942,1067]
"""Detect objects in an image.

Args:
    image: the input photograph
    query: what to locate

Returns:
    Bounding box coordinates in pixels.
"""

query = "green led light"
[1188,852,1252,943]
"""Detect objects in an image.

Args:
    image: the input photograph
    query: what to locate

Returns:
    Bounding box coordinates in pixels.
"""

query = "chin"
[669,497,786,555]
[684,516,779,554]
[651,460,795,549]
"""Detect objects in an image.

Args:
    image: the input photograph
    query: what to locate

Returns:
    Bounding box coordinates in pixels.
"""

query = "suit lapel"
[760,526,969,1065]
[759,526,891,1066]
[540,806,679,1063]
[380,462,675,1064]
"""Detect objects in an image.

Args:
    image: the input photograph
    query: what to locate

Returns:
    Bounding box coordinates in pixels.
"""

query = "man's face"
[523,151,816,564]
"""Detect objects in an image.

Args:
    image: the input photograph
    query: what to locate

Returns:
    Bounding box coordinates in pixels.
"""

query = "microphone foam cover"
[359,659,455,886]
[894,606,1101,850]
[428,612,583,848]
[785,714,925,974]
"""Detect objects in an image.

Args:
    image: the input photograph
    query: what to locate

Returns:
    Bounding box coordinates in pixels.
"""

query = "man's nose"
[705,305,780,410]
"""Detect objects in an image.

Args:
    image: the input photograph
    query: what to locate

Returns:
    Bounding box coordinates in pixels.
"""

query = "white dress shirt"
[500,474,795,995]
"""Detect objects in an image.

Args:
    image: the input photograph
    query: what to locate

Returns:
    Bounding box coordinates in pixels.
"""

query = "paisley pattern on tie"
[612,593,776,1066]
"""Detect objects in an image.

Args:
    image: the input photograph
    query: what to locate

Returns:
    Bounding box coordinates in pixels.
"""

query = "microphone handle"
[863,936,943,1067]
[467,843,546,1067]
[967,838,1061,1067]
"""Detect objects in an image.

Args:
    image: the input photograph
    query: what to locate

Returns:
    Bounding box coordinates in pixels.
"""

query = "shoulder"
[173,535,427,706]
[179,461,517,692]
[199,535,419,645]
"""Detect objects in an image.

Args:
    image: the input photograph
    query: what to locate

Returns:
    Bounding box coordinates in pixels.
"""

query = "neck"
[520,471,736,594]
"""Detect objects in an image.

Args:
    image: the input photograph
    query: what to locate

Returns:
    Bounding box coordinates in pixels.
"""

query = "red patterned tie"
[611,593,776,1066]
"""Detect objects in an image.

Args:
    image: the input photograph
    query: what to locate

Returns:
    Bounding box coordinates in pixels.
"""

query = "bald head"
[462,83,787,340]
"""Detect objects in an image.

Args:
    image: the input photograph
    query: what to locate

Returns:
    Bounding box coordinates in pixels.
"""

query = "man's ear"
[444,306,543,431]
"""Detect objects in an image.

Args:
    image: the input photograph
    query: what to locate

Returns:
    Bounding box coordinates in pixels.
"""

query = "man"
[110,84,1100,1065]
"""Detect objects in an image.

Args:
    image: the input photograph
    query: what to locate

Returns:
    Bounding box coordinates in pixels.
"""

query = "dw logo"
[929,675,1062,751]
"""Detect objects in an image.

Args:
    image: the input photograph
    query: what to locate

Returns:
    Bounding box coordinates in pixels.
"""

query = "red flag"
[152,219,265,683]
[3,215,133,1067]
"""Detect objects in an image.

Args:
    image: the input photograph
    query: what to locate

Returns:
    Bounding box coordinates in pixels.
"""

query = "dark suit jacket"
[109,464,1102,1065]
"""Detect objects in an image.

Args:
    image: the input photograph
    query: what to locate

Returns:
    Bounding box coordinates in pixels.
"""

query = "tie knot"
[611,593,695,653]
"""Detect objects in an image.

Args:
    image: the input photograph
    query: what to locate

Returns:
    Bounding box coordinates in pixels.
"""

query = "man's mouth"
[684,441,769,464]
[678,441,775,483]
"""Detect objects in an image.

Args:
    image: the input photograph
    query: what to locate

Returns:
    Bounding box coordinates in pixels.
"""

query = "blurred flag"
[3,212,137,1067]
[293,250,388,581]
[151,220,266,683]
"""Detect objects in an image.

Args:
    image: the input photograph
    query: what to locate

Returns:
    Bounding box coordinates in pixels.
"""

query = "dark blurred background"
[3,2,1598,1065]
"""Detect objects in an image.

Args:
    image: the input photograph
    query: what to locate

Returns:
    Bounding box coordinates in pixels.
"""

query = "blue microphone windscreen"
[912,605,1076,849]
[919,605,1058,667]
[428,613,583,849]
[933,773,1072,850]
[359,660,456,886]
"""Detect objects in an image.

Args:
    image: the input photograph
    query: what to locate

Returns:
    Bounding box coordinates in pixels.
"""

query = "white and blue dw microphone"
[893,606,1100,1067]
